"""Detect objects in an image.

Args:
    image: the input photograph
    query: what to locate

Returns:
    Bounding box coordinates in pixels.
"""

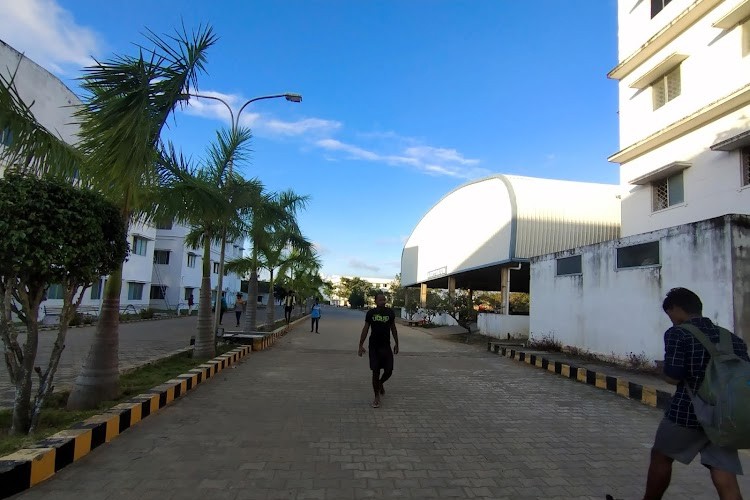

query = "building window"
[155,219,173,230]
[743,20,750,58]
[127,282,144,301]
[651,0,672,18]
[150,285,166,300]
[46,283,64,300]
[742,148,750,186]
[617,241,660,269]
[132,236,148,256]
[0,127,12,146]
[90,279,103,300]
[187,253,197,268]
[153,250,170,265]
[556,255,582,276]
[652,65,681,110]
[652,172,684,211]
[213,262,220,274]
[184,287,194,300]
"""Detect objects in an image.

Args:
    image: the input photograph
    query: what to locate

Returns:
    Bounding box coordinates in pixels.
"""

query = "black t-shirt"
[365,307,395,348]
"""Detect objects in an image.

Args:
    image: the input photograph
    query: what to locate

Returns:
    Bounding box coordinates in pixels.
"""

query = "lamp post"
[183,92,302,336]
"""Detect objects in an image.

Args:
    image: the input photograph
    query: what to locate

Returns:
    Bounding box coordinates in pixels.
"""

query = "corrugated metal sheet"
[505,175,621,258]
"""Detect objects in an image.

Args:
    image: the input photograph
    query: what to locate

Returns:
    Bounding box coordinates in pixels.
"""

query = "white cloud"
[180,90,340,137]
[349,259,380,273]
[315,138,489,179]
[312,241,331,255]
[404,146,480,166]
[0,0,100,74]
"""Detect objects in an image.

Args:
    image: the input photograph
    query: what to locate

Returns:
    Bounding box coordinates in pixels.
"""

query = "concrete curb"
[0,345,252,499]
[487,341,673,410]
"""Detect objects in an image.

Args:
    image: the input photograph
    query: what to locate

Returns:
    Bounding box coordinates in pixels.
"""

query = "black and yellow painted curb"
[0,345,252,499]
[252,327,289,351]
[487,342,673,410]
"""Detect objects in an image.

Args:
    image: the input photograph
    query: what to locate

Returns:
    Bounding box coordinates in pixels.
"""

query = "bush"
[139,308,154,320]
[527,333,563,352]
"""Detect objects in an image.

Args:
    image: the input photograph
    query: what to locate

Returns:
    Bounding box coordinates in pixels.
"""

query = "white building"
[528,0,750,361]
[608,0,750,236]
[1,39,247,320]
[400,174,622,335]
[149,222,245,314]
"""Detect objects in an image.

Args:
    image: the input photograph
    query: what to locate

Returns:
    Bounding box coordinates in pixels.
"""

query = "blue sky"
[1,0,620,280]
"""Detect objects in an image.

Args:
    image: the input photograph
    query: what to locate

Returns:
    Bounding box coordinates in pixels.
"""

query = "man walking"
[641,287,748,500]
[358,292,398,408]
[284,291,295,324]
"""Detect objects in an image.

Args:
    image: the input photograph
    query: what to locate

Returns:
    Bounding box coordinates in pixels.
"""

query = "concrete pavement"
[12,305,750,499]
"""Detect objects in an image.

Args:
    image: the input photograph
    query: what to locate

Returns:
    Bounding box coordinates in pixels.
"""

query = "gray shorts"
[653,418,743,475]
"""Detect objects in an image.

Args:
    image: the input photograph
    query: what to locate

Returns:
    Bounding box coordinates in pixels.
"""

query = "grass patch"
[0,343,236,456]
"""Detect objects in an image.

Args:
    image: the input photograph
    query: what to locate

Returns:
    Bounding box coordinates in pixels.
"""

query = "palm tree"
[65,26,217,409]
[242,189,309,332]
[154,127,258,358]
[258,227,313,330]
[279,248,323,314]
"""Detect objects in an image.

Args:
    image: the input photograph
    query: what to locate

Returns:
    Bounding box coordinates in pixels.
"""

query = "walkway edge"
[487,342,673,410]
[0,345,252,499]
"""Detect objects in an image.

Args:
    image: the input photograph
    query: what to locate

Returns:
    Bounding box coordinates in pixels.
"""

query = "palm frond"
[0,69,83,179]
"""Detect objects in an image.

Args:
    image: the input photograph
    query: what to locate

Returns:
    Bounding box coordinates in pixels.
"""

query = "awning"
[713,0,750,29]
[710,129,750,151]
[629,161,691,185]
[629,53,688,89]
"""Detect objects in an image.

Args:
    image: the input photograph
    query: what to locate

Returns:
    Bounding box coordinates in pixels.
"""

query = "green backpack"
[680,323,750,449]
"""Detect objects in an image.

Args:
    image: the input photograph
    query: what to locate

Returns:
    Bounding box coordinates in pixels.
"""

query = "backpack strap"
[679,323,720,358]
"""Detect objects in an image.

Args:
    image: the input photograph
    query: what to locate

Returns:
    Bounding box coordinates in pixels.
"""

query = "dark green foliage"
[349,290,366,309]
[0,174,128,292]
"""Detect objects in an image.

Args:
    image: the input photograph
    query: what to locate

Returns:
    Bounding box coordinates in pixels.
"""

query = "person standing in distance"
[284,291,295,324]
[310,298,321,333]
[358,292,399,408]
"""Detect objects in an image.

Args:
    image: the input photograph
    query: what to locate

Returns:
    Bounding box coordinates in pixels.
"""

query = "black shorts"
[369,345,393,372]
[285,306,293,312]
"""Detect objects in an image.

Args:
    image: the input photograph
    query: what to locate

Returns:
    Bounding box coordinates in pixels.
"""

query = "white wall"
[620,106,750,236]
[0,40,80,146]
[477,313,530,339]
[613,1,750,236]
[402,177,513,286]
[530,216,742,362]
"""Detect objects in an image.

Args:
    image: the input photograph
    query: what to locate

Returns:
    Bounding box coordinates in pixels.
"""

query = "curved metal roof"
[401,174,621,288]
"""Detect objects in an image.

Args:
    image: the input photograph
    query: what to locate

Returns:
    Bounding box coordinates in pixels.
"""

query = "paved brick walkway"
[12,306,750,499]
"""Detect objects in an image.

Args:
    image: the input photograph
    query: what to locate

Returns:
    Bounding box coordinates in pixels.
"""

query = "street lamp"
[181,91,302,335]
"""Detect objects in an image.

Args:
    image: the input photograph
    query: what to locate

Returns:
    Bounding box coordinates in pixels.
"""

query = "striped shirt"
[663,317,749,428]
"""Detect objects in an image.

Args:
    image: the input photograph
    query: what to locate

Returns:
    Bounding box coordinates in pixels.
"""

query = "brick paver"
[12,306,750,499]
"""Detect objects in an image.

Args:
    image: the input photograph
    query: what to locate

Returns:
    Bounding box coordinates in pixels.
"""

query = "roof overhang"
[713,0,750,29]
[609,82,750,164]
[629,53,688,89]
[629,161,691,185]
[406,261,530,293]
[710,129,750,151]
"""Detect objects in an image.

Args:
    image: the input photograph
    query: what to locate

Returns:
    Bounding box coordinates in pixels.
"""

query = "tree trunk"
[266,268,275,330]
[194,234,215,359]
[30,284,77,432]
[11,289,43,434]
[67,266,122,409]
[244,247,259,333]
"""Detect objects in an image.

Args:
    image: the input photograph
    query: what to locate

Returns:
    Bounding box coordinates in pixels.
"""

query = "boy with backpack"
[642,287,749,500]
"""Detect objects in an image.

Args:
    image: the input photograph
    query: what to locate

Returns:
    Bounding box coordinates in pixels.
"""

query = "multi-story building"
[149,222,245,313]
[608,0,750,236]
[529,0,750,361]
[1,39,245,319]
